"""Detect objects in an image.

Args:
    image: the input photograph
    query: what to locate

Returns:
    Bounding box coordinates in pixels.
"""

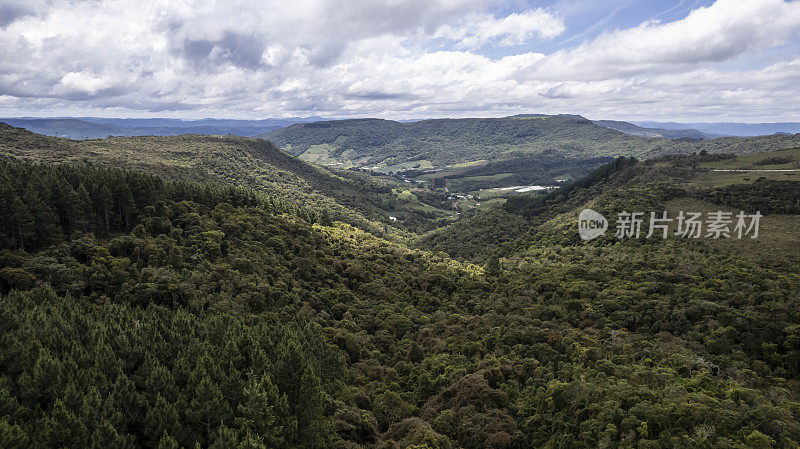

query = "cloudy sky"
[1,0,799,121]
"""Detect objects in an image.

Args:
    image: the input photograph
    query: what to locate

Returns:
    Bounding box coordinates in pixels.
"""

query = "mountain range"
[0,117,321,140]
[5,115,800,143]
[635,121,800,137]
[591,120,718,139]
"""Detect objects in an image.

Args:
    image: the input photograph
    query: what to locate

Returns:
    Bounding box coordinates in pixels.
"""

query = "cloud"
[55,72,119,98]
[180,32,267,70]
[527,0,800,80]
[433,9,565,48]
[0,0,799,122]
[0,0,47,28]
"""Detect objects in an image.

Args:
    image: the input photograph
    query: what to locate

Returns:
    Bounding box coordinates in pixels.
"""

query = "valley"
[1,121,800,449]
[269,116,800,235]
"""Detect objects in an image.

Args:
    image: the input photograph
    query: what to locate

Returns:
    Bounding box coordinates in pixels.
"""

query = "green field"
[378,159,434,172]
[297,143,364,168]
[665,197,800,263]
[461,173,513,182]
[689,148,800,187]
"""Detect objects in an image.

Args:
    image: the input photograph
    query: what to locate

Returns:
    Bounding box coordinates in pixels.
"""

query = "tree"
[237,431,267,449]
[24,184,61,249]
[0,418,30,449]
[72,183,95,233]
[9,197,34,250]
[235,374,290,448]
[35,399,89,448]
[157,431,179,449]
[484,254,501,278]
[98,184,113,236]
[319,209,333,227]
[145,395,180,448]
[90,419,129,449]
[209,424,239,449]
[744,430,775,449]
[188,374,232,445]
[407,342,424,363]
[295,366,334,447]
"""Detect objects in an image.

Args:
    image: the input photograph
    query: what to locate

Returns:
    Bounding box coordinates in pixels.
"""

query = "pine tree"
[188,374,232,445]
[90,419,128,449]
[237,431,267,449]
[295,366,333,448]
[24,182,61,249]
[73,183,95,233]
[157,431,179,449]
[118,185,138,231]
[0,417,30,449]
[235,374,290,448]
[98,184,113,236]
[35,399,89,448]
[145,395,180,448]
[209,424,239,449]
[9,196,34,250]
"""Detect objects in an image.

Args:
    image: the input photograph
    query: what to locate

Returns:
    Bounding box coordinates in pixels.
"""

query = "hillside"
[419,148,800,263]
[1,142,800,447]
[263,115,800,170]
[0,122,400,231]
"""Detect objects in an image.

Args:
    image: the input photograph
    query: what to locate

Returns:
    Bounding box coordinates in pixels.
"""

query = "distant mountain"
[635,121,800,137]
[263,115,653,168]
[593,119,716,139]
[77,116,325,130]
[508,113,587,120]
[0,117,323,139]
[0,118,130,139]
[263,115,800,169]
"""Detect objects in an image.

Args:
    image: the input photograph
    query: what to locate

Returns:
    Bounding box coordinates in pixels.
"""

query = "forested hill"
[0,122,396,231]
[265,115,642,166]
[264,115,800,167]
[1,126,800,447]
[2,155,800,448]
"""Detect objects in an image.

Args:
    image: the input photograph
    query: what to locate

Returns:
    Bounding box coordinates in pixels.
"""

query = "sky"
[0,0,799,122]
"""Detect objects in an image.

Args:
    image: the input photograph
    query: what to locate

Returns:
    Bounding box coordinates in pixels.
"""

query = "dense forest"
[1,125,800,448]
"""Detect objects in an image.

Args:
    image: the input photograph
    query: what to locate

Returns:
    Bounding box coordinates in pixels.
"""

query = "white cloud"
[527,0,800,80]
[0,0,799,121]
[434,9,565,48]
[55,72,117,96]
